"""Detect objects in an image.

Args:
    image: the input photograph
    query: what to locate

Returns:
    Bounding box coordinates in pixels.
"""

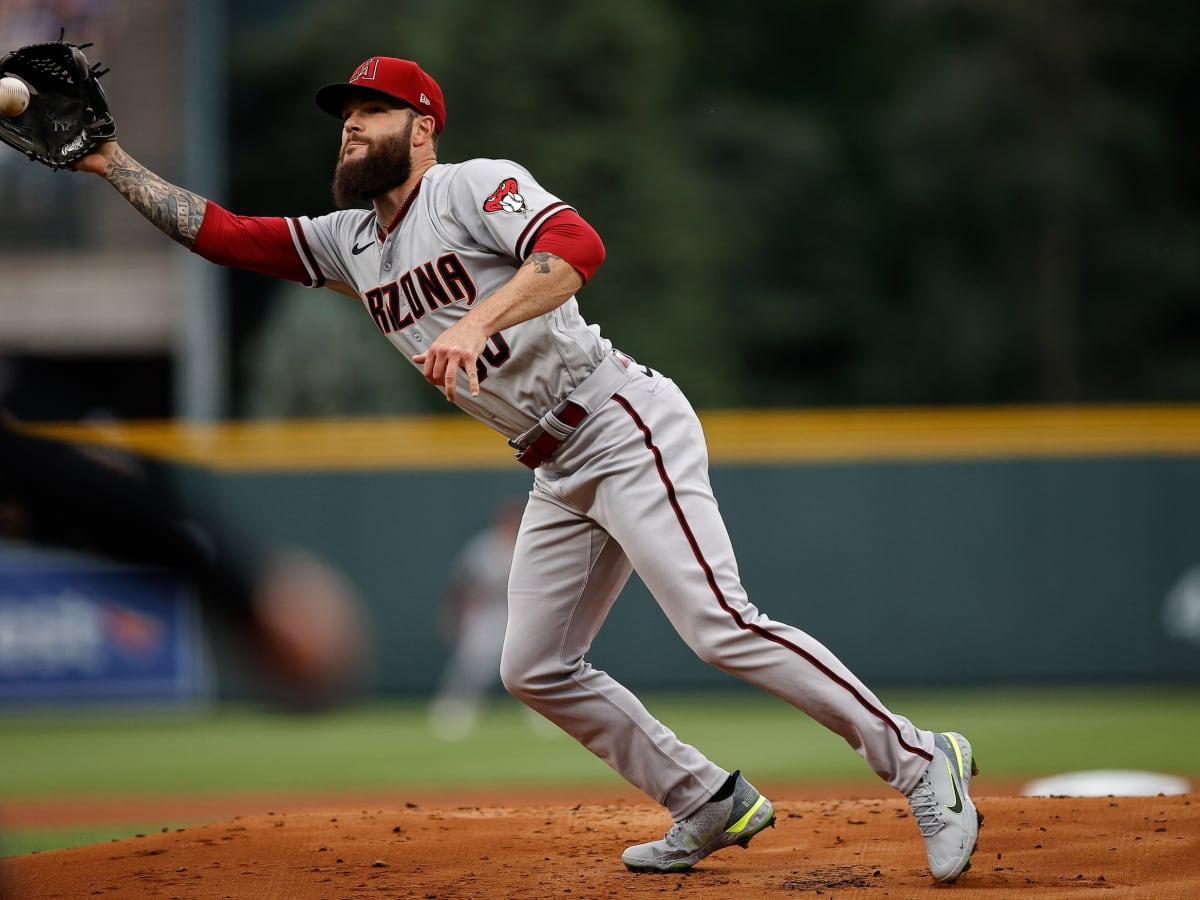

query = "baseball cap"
[315,57,446,133]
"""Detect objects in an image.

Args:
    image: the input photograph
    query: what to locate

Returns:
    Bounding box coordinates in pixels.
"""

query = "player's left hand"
[414,319,488,401]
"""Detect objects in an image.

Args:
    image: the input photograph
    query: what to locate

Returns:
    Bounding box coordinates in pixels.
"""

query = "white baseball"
[0,76,30,117]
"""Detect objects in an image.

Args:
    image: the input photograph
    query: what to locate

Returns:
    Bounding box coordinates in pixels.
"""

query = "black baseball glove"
[0,36,115,170]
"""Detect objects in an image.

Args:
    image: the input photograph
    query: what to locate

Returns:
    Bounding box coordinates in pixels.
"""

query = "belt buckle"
[509,429,547,470]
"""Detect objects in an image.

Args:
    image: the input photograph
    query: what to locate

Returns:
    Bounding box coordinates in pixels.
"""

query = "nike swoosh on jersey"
[351,241,374,255]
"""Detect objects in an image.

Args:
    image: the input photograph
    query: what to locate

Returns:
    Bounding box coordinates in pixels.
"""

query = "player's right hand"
[414,317,487,402]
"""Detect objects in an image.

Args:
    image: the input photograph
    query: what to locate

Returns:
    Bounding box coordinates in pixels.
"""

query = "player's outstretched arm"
[75,140,208,250]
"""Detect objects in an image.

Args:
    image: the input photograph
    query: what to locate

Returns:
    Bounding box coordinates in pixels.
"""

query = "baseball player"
[70,56,979,881]
[429,499,523,740]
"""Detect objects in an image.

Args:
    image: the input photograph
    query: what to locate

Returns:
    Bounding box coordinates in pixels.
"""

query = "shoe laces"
[907,776,944,837]
[663,794,732,850]
[662,822,690,850]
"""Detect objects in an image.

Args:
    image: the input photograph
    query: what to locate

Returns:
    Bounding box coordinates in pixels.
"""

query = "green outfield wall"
[26,407,1200,695]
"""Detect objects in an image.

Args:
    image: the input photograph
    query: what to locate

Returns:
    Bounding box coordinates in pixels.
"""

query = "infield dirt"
[2,787,1196,898]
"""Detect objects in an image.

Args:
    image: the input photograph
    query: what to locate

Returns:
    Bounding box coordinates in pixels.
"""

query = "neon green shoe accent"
[942,731,967,776]
[727,794,768,834]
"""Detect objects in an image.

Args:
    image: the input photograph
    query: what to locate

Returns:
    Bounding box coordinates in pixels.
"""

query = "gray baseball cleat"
[622,771,776,872]
[906,731,982,882]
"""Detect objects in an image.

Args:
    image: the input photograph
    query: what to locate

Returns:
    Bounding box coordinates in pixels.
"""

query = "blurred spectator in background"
[0,412,370,708]
[1163,563,1200,647]
[429,499,523,740]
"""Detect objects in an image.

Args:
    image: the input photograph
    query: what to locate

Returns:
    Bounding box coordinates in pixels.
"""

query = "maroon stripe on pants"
[611,392,932,764]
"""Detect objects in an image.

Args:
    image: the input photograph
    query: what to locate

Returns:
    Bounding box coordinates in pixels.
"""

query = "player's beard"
[332,126,413,209]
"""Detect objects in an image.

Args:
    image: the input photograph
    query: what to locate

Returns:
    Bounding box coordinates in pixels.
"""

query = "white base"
[1021,769,1191,797]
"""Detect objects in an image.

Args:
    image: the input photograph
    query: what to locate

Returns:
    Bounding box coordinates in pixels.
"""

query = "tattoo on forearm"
[106,148,207,248]
[526,251,557,275]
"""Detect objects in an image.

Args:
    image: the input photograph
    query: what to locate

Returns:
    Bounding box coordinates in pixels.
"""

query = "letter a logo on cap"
[351,58,379,83]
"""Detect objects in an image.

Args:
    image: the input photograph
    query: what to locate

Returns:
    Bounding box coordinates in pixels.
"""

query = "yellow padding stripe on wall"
[699,406,1200,463]
[22,405,1200,472]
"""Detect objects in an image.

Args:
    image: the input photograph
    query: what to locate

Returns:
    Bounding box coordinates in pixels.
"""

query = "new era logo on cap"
[315,57,447,133]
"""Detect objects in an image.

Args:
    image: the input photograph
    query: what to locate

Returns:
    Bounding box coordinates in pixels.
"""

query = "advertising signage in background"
[0,547,210,707]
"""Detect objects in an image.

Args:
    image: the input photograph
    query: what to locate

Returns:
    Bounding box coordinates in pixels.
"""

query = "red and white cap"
[315,57,446,133]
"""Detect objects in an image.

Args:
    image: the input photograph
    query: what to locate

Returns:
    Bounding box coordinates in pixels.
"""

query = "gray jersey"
[290,158,611,438]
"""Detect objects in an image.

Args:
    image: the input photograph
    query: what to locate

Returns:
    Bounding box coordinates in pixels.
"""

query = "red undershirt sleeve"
[193,201,317,285]
[528,209,606,284]
[194,203,603,286]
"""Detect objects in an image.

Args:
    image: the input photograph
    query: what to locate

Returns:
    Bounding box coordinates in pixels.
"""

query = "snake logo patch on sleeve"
[483,177,528,216]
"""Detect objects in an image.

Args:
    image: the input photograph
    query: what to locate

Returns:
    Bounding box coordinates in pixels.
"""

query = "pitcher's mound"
[3,792,1197,899]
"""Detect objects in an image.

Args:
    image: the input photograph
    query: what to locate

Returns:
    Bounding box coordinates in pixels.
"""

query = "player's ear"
[412,113,438,149]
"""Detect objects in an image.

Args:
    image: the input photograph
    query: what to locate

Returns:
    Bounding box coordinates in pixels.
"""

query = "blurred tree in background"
[228,0,1200,415]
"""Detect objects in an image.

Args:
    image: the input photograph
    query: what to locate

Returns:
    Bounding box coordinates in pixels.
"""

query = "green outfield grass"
[1,684,1197,855]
